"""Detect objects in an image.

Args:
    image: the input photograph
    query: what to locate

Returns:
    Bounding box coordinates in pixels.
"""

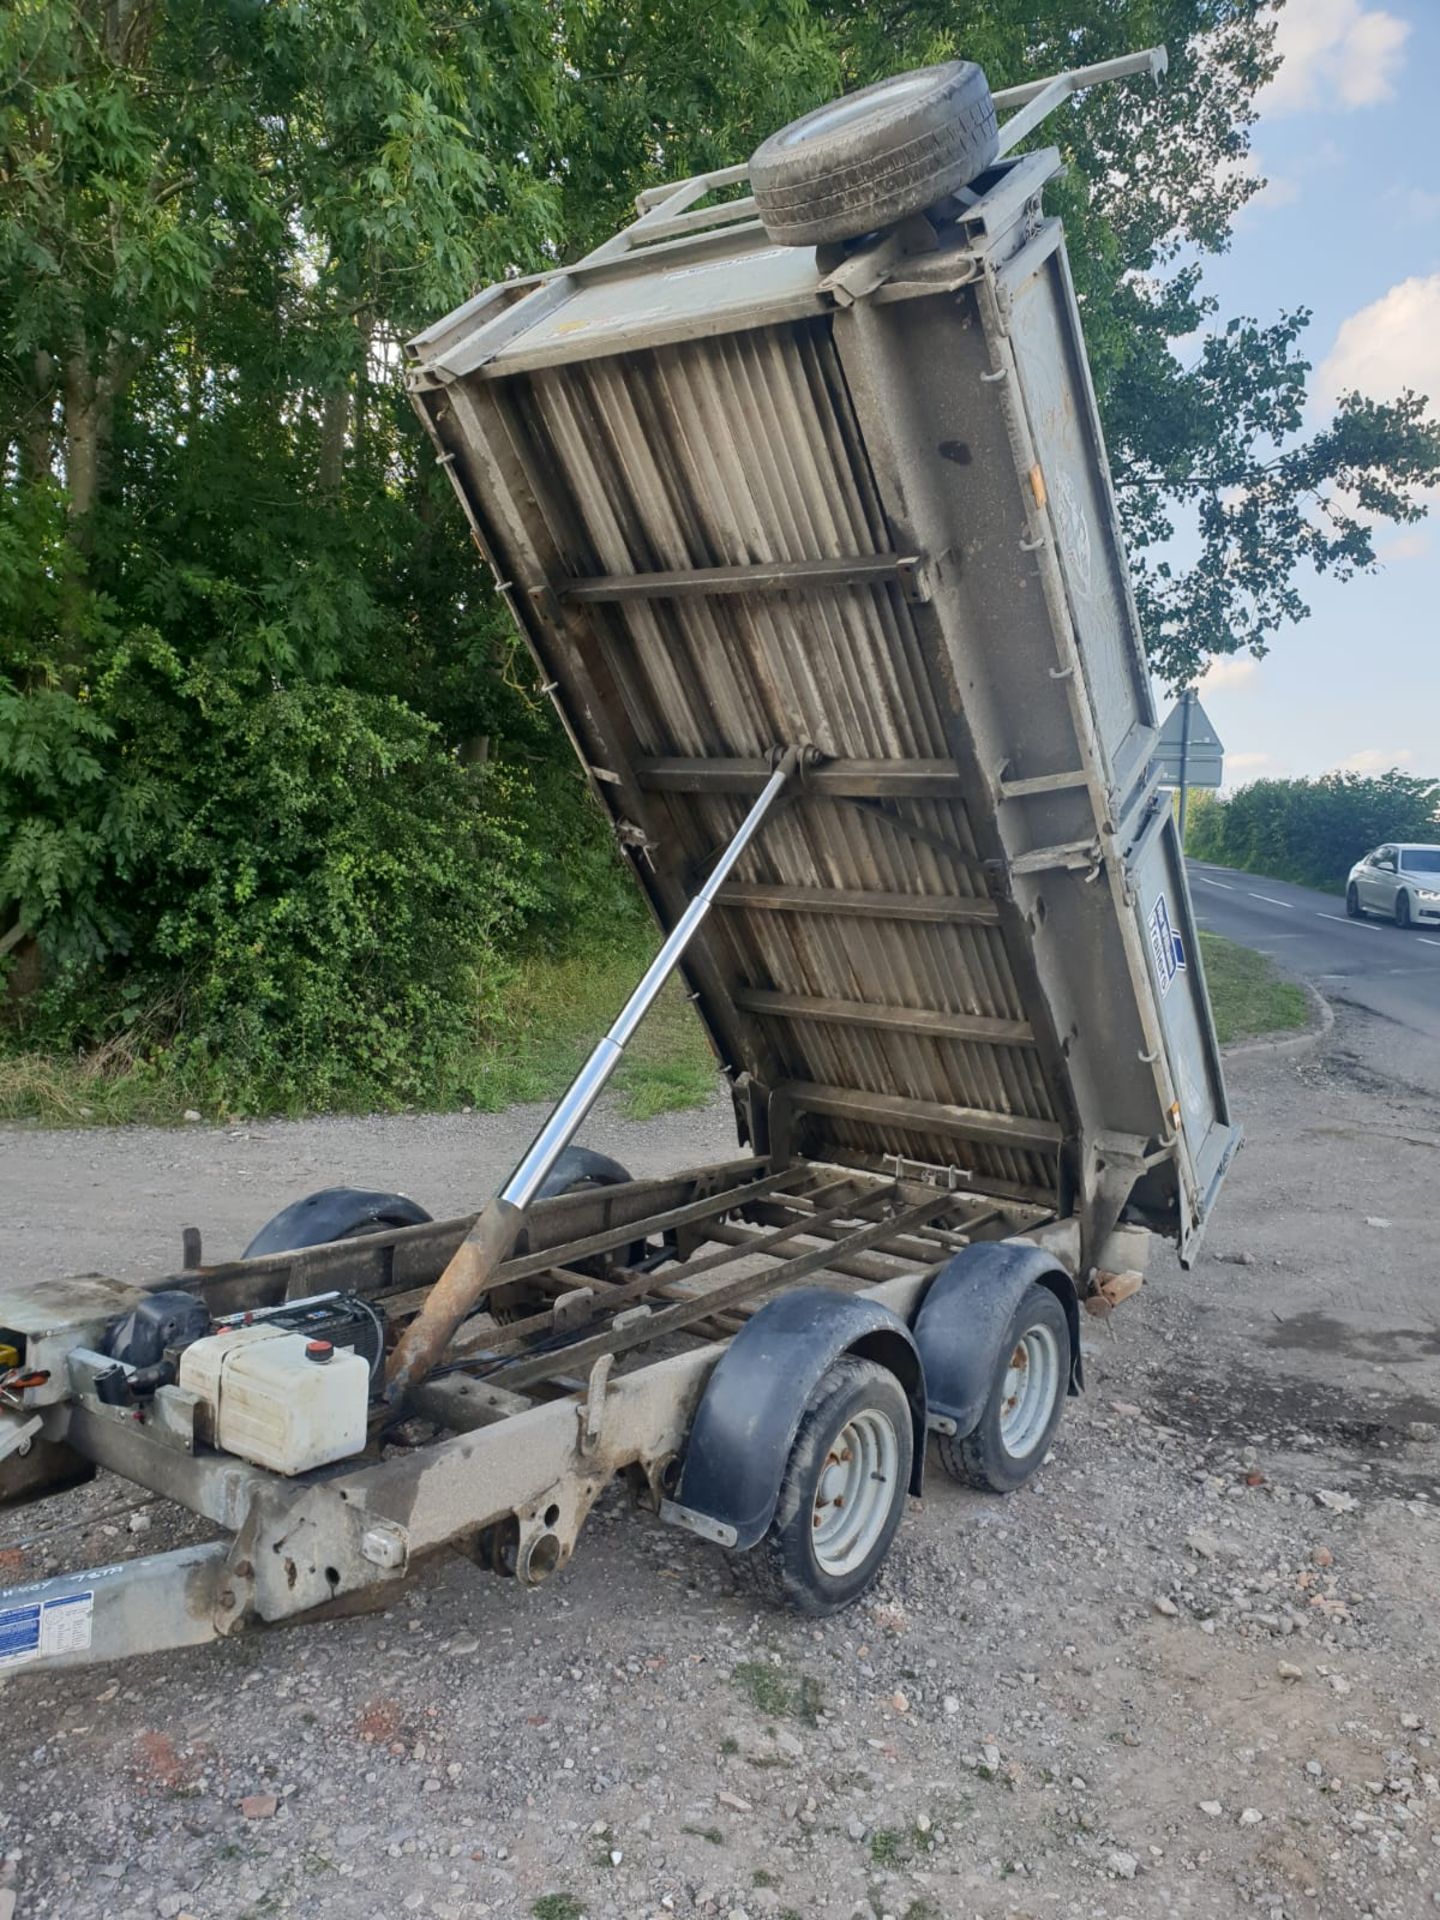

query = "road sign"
[1156,692,1224,789]
[1156,690,1224,843]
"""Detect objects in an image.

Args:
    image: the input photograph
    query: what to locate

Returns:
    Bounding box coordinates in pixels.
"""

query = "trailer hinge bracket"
[816,213,937,308]
[615,818,657,854]
[553,1287,596,1334]
[1009,838,1103,878]
[896,555,933,604]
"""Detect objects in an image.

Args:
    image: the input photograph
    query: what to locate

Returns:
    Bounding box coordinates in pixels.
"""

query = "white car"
[1346,843,1440,928]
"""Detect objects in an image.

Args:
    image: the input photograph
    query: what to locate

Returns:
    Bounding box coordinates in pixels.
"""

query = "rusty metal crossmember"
[447,1174,886,1363]
[378,1165,815,1324]
[471,1190,960,1394]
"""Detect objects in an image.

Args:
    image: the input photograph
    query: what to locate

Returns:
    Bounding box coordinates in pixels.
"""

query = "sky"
[1152,0,1440,786]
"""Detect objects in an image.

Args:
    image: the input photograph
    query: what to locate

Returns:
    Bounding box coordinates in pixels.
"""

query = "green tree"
[0,0,606,1095]
[3,0,1437,1102]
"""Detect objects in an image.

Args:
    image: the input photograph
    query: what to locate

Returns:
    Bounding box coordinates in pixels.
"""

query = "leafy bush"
[4,641,548,1111]
[1184,771,1440,891]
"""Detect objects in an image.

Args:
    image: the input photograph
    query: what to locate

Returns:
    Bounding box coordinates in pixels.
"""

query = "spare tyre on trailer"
[749,63,1000,246]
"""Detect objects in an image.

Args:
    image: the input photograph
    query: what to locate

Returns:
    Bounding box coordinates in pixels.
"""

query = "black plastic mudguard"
[672,1287,926,1552]
[534,1146,633,1196]
[911,1243,1082,1439]
[242,1188,433,1259]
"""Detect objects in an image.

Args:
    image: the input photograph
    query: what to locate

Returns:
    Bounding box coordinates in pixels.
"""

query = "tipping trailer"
[0,50,1237,1672]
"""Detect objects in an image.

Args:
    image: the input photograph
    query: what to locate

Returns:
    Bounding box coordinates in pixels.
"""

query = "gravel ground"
[2,1004,1439,1920]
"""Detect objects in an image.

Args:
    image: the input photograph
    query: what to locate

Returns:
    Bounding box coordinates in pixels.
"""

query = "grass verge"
[1198,931,1310,1045]
[0,937,719,1129]
[456,944,716,1120]
[0,928,1307,1128]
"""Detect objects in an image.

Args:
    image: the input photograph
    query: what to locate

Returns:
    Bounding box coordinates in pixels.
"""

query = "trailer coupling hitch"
[383,744,811,1407]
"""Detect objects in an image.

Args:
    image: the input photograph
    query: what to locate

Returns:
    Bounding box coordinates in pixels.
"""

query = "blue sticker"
[0,1590,94,1668]
[0,1601,41,1666]
[1148,893,1185,996]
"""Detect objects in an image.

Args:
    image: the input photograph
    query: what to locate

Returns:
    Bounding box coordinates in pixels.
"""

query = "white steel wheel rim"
[998,1323,1061,1459]
[811,1407,900,1576]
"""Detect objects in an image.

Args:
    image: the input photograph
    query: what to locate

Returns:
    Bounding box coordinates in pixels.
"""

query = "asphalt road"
[1187,858,1440,1043]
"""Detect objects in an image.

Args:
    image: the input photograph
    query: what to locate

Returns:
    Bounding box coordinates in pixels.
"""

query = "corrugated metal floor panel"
[411,140,1240,1256]
[481,320,1063,1194]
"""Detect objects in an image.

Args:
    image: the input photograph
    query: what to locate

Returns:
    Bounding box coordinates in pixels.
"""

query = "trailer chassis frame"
[2,1156,1067,1672]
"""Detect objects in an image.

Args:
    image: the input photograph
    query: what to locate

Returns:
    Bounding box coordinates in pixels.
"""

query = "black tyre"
[749,62,998,249]
[493,1145,641,1323]
[746,1356,912,1615]
[1396,890,1412,929]
[936,1286,1069,1494]
[531,1144,628,1197]
[242,1187,431,1259]
[1346,883,1363,919]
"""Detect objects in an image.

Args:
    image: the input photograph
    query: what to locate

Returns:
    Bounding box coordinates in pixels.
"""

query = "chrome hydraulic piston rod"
[384,745,805,1403]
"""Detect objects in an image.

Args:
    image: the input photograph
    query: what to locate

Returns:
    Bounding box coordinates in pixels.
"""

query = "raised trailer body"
[405,138,1235,1268]
[1,51,1236,1672]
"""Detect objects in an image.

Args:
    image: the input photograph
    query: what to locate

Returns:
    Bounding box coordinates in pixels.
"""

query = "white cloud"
[1317,274,1440,415]
[1199,656,1261,691]
[1259,0,1410,117]
[1253,172,1302,213]
[1377,528,1432,561]
[1227,751,1275,772]
[1336,747,1415,773]
[1221,151,1302,223]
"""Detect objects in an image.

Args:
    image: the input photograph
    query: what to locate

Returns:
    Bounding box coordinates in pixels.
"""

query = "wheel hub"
[997,1323,1061,1459]
[810,1408,899,1576]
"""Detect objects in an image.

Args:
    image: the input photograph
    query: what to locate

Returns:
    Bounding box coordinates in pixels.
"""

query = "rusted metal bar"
[563,554,917,601]
[783,1186,1007,1238]
[477,1191,959,1393]
[703,1219,923,1285]
[731,1199,1002,1267]
[449,1178,892,1361]
[731,987,1035,1047]
[713,882,1000,924]
[384,1198,525,1408]
[378,1166,810,1322]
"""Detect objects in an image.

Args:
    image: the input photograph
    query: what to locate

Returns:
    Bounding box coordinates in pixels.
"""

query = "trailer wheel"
[936,1286,1069,1493]
[492,1146,646,1324]
[744,1355,912,1615]
[749,63,998,249]
[242,1187,432,1260]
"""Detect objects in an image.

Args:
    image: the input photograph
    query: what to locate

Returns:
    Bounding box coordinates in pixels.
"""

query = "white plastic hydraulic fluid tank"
[178,1324,368,1474]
